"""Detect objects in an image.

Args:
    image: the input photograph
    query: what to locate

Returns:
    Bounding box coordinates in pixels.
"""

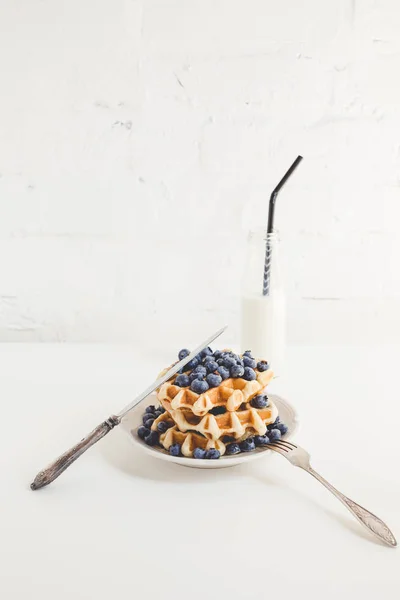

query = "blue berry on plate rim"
[145,405,156,414]
[144,430,159,446]
[205,448,221,459]
[269,428,282,441]
[226,442,241,455]
[190,378,210,394]
[254,434,270,446]
[193,448,207,459]
[240,437,256,452]
[138,426,150,440]
[143,417,154,429]
[169,443,181,456]
[243,367,257,381]
[178,348,190,360]
[274,422,288,435]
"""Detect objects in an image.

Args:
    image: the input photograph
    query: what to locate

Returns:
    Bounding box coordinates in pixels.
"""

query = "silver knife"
[30,326,227,490]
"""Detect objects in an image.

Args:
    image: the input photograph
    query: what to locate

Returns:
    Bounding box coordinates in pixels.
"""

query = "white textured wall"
[1,0,400,346]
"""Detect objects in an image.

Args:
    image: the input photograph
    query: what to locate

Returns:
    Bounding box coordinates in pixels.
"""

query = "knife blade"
[117,325,227,417]
[30,325,227,490]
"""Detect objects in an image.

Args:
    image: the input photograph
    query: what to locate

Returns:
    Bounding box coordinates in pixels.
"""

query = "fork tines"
[268,439,297,452]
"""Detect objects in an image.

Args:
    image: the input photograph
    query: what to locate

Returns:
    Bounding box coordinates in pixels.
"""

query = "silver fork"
[268,439,397,547]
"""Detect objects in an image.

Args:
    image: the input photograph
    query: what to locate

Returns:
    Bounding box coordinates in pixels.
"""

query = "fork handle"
[304,466,397,547]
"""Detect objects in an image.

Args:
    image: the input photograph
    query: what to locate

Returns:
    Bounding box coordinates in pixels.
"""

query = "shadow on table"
[99,429,391,545]
[251,468,386,546]
[98,428,279,486]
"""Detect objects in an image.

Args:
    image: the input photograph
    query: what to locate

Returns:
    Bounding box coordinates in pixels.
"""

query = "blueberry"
[154,409,163,418]
[217,365,230,380]
[275,422,288,435]
[175,374,190,387]
[213,350,222,359]
[243,350,253,357]
[205,448,221,459]
[250,394,269,409]
[143,414,154,425]
[158,406,166,414]
[223,356,237,369]
[157,421,169,433]
[138,426,150,440]
[190,379,210,394]
[268,417,280,430]
[254,434,270,446]
[203,355,214,362]
[257,360,269,372]
[144,430,159,446]
[240,438,256,452]
[143,418,154,429]
[269,428,282,441]
[178,348,190,360]
[193,448,207,459]
[183,357,200,371]
[193,365,207,377]
[226,442,241,455]
[243,367,256,381]
[201,347,213,358]
[206,373,222,388]
[243,355,257,368]
[210,406,227,415]
[189,371,203,383]
[145,405,156,414]
[230,364,244,378]
[169,443,181,456]
[217,358,225,366]
[205,360,219,373]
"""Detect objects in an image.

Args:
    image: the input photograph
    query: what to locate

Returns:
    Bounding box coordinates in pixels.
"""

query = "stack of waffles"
[151,365,277,457]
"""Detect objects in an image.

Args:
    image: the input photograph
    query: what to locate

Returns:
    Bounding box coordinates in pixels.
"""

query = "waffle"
[151,397,277,440]
[168,400,277,440]
[158,425,227,458]
[158,368,273,417]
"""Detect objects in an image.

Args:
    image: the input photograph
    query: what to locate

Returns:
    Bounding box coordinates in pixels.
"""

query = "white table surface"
[1,343,399,600]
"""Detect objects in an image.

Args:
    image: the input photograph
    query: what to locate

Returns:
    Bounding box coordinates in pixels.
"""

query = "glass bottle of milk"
[241,230,285,376]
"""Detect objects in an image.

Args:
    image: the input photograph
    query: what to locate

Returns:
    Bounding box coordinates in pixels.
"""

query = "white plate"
[121,393,299,469]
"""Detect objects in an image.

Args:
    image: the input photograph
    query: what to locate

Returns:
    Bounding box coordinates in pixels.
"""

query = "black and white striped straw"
[263,155,303,295]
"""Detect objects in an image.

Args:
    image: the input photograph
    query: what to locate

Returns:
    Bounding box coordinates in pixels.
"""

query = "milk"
[241,291,286,375]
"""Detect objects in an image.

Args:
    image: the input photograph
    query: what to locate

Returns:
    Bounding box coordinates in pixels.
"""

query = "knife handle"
[30,415,121,490]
